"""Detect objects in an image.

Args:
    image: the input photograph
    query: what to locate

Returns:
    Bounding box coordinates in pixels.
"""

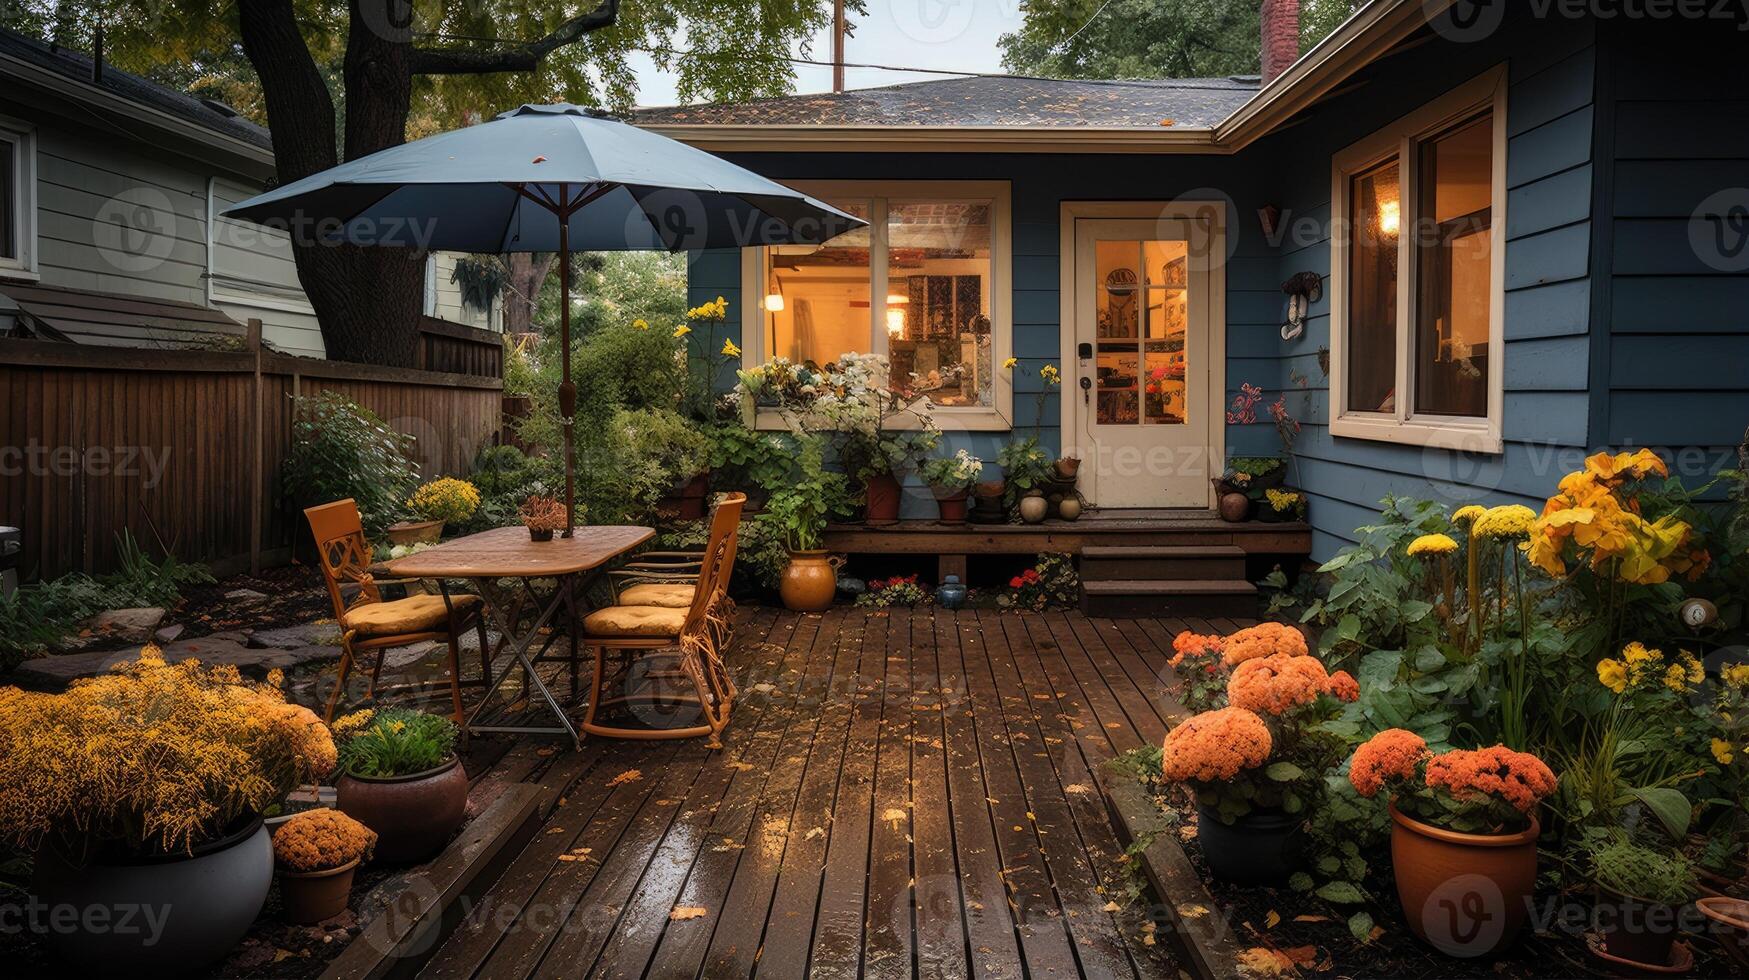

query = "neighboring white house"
[0,29,496,359]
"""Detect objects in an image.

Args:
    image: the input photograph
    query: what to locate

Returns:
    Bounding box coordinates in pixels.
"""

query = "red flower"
[1009,576,1024,589]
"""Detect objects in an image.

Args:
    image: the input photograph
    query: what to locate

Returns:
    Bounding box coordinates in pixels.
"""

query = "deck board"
[419,606,1253,980]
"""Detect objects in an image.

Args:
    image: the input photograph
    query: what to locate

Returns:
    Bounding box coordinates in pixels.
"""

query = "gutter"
[0,50,275,178]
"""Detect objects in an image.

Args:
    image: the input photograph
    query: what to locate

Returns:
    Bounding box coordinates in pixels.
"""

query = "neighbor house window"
[744,181,1012,429]
[1330,68,1506,452]
[0,121,35,275]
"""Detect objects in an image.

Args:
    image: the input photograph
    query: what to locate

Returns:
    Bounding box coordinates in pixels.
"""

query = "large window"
[744,181,1012,428]
[0,121,34,276]
[1330,69,1506,452]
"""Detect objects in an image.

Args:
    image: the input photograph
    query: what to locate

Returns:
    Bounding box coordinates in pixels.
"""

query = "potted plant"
[920,450,983,525]
[0,649,335,973]
[997,438,1053,521]
[1258,488,1307,523]
[273,808,377,924]
[1348,730,1557,956]
[970,479,1007,524]
[1588,839,1696,968]
[392,477,482,545]
[761,437,851,612]
[857,429,940,525]
[1158,644,1354,883]
[332,708,467,863]
[519,494,569,541]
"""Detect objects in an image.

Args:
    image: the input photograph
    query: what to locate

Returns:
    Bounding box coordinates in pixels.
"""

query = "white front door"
[1065,215,1220,508]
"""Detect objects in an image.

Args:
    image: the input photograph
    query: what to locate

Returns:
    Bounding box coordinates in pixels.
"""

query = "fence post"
[249,319,263,575]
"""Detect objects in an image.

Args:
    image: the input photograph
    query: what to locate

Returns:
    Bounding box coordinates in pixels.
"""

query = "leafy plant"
[283,392,419,539]
[594,407,711,520]
[406,478,481,525]
[855,575,930,608]
[920,450,984,493]
[996,437,1054,508]
[997,553,1080,610]
[705,424,795,493]
[332,708,458,779]
[760,436,851,552]
[1589,839,1696,904]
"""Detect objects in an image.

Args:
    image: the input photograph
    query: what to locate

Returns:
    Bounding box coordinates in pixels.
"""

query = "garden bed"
[1100,758,1738,979]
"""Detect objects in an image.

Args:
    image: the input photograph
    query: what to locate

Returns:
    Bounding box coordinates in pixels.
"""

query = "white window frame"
[1329,67,1507,454]
[0,116,39,280]
[738,179,1014,431]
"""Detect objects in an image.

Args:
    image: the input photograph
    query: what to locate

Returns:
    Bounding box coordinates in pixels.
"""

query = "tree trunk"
[501,253,558,336]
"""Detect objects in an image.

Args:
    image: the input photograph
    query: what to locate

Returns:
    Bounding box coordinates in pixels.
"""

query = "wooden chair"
[605,494,742,667]
[305,499,489,724]
[580,492,744,747]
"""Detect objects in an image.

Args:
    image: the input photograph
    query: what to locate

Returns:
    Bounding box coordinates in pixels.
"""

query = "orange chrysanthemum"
[1159,707,1272,783]
[1227,654,1331,715]
[1221,622,1309,666]
[1327,669,1360,703]
[1348,729,1430,798]
[1423,745,1558,815]
[273,808,377,873]
[1169,631,1225,667]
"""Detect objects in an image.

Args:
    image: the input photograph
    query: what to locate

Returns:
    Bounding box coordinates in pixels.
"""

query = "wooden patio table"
[386,525,653,747]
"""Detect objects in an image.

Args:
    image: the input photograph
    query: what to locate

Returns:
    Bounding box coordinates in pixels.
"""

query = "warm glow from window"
[763,292,784,312]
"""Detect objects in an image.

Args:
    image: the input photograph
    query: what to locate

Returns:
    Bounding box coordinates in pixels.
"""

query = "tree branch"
[409,0,620,76]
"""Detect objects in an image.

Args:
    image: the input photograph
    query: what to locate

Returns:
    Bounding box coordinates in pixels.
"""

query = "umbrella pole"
[558,187,576,537]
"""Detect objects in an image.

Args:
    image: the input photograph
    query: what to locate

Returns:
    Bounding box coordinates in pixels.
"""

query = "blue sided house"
[636,0,1748,571]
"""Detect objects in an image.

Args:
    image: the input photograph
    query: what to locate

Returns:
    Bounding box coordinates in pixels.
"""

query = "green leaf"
[1335,613,1363,642]
[1289,871,1314,892]
[1400,599,1433,622]
[1348,910,1376,941]
[1629,786,1693,840]
[1411,645,1446,671]
[1266,762,1306,782]
[1316,856,1340,874]
[1316,881,1366,904]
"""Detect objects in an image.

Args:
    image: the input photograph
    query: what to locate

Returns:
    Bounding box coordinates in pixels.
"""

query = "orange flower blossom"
[1220,622,1308,666]
[1159,707,1272,783]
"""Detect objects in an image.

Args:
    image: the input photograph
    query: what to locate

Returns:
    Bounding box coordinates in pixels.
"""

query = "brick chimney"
[1261,0,1300,85]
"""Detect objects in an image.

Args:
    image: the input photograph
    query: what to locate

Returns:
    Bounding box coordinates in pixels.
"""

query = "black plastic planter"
[1194,803,1301,884]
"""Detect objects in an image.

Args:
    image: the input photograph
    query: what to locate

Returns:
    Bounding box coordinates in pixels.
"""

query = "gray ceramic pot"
[32,818,272,976]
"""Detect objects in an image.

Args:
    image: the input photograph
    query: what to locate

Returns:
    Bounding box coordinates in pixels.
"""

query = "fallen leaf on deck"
[804,826,825,840]
[669,906,708,921]
[1176,903,1210,919]
[1178,825,1198,842]
[1103,901,1122,912]
[752,683,776,693]
[1291,914,1330,923]
[1235,947,1294,977]
[882,808,908,825]
[607,769,642,787]
[1064,783,1090,794]
[545,826,566,834]
[1265,910,1281,929]
[727,760,755,771]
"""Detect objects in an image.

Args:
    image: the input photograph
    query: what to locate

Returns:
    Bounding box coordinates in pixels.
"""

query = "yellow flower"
[673,324,692,338]
[1003,357,1018,370]
[267,668,285,689]
[1596,659,1628,694]
[1265,489,1303,513]
[1406,533,1459,556]
[721,338,741,358]
[632,318,649,330]
[1453,505,1486,524]
[1723,664,1749,688]
[1712,739,1736,766]
[1677,650,1704,685]
[1039,364,1062,385]
[331,709,375,738]
[1663,663,1693,693]
[1472,504,1537,540]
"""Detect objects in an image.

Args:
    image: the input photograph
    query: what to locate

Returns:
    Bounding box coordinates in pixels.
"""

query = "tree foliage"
[998,0,1361,79]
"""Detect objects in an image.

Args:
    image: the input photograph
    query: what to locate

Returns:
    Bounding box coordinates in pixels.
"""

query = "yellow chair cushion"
[343,593,479,637]
[583,605,687,637]
[617,583,696,608]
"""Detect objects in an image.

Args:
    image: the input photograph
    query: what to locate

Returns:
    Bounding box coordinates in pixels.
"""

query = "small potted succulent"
[519,493,569,541]
[920,450,983,525]
[390,477,481,545]
[1589,839,1696,969]
[332,709,467,863]
[273,808,377,924]
[1348,731,1558,956]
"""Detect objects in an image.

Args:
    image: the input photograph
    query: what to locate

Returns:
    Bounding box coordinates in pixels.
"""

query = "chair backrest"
[682,492,745,632]
[304,499,382,620]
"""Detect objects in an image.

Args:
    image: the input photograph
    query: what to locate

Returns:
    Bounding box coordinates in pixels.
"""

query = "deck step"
[1079,544,1246,581]
[1080,578,1259,618]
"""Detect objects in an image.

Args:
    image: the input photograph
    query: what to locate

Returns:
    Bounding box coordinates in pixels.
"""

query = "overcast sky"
[631,1,1027,108]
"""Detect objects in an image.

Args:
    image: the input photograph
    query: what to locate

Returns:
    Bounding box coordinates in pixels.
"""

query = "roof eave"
[0,50,276,179]
[637,123,1228,155]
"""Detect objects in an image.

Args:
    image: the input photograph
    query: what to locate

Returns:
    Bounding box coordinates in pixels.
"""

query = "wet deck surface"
[422,607,1253,980]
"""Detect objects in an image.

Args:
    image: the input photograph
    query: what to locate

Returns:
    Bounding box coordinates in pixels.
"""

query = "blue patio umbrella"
[226,103,864,534]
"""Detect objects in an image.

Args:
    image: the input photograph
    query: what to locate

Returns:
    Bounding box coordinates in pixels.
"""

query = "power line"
[1052,0,1119,53]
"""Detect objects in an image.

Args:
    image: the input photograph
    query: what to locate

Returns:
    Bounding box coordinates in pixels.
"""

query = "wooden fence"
[1,325,504,581]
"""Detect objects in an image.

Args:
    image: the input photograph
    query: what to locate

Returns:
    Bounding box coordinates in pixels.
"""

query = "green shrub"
[333,708,458,778]
[1589,839,1696,904]
[283,393,419,539]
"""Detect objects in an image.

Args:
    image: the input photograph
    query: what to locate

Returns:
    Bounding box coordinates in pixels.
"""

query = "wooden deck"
[421,606,1253,980]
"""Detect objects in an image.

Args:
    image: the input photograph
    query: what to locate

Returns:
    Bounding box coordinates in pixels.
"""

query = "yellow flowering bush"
[406,477,480,525]
[1525,450,1707,585]
[1406,533,1458,556]
[0,647,335,856]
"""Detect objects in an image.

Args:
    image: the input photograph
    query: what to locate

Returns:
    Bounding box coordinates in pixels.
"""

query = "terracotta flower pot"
[279,857,360,925]
[1698,897,1749,971]
[779,550,841,612]
[337,757,468,864]
[1195,803,1300,884]
[1053,457,1080,480]
[660,472,711,521]
[933,489,969,524]
[1389,804,1539,957]
[387,518,444,546]
[32,817,272,976]
[864,473,902,525]
[1218,491,1252,523]
[1595,883,1684,968]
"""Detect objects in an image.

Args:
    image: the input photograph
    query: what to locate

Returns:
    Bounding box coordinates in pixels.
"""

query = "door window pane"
[1414,115,1492,418]
[887,200,993,406]
[1094,239,1189,426]
[764,202,871,368]
[1347,160,1400,414]
[0,139,14,260]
